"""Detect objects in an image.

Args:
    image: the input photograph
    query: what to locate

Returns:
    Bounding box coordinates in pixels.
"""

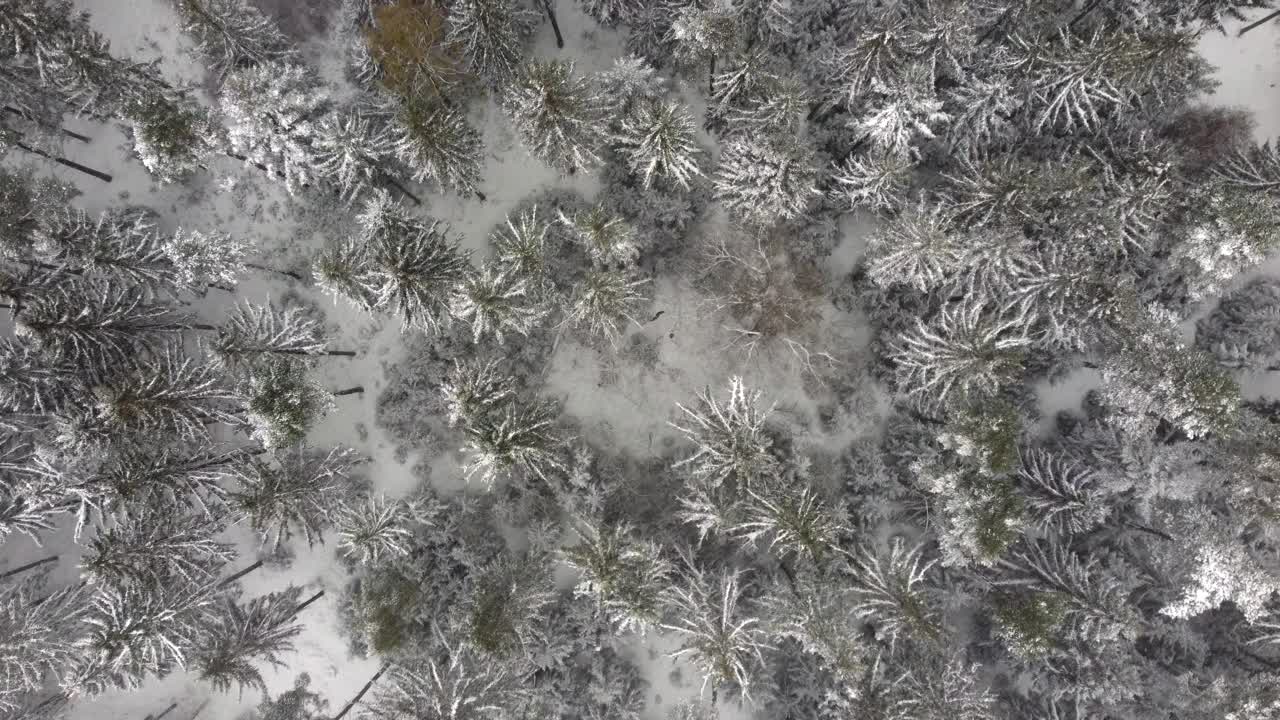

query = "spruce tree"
[194,588,307,694]
[81,506,233,588]
[221,60,332,194]
[447,0,533,85]
[170,0,292,79]
[14,283,200,371]
[240,357,335,450]
[712,134,820,226]
[230,446,355,549]
[392,98,484,197]
[211,301,348,370]
[313,110,396,203]
[126,94,221,184]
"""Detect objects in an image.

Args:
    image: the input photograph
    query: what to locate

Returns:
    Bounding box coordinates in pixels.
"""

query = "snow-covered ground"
[3,2,1279,720]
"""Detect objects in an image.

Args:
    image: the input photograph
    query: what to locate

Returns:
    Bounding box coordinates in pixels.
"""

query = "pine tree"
[92,350,239,441]
[170,0,292,79]
[356,193,470,332]
[333,495,413,565]
[729,485,844,566]
[563,269,648,345]
[162,228,252,289]
[490,206,551,293]
[126,93,221,184]
[506,60,605,173]
[712,134,820,226]
[846,539,940,648]
[392,98,484,196]
[672,378,779,491]
[0,581,88,710]
[661,566,770,701]
[462,397,564,487]
[450,264,545,344]
[230,446,356,549]
[560,520,670,634]
[613,98,705,191]
[762,577,866,684]
[221,60,332,194]
[241,357,335,450]
[439,358,515,428]
[447,0,533,85]
[14,283,198,371]
[81,505,233,588]
[1213,138,1280,193]
[313,110,395,203]
[194,588,306,694]
[558,204,640,268]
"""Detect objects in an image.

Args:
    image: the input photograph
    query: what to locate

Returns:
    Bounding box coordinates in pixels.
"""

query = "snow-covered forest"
[6,0,1280,719]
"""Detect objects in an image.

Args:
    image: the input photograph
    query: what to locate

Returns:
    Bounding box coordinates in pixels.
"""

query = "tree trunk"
[291,589,325,617]
[539,0,564,48]
[1067,0,1103,29]
[709,56,716,96]
[14,141,112,182]
[218,559,263,588]
[475,190,487,202]
[379,171,422,206]
[976,5,1015,44]
[333,664,391,720]
[4,106,91,142]
[187,700,209,720]
[324,350,358,357]
[143,702,179,720]
[243,261,304,281]
[333,386,365,397]
[0,554,58,580]
[1241,9,1280,35]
